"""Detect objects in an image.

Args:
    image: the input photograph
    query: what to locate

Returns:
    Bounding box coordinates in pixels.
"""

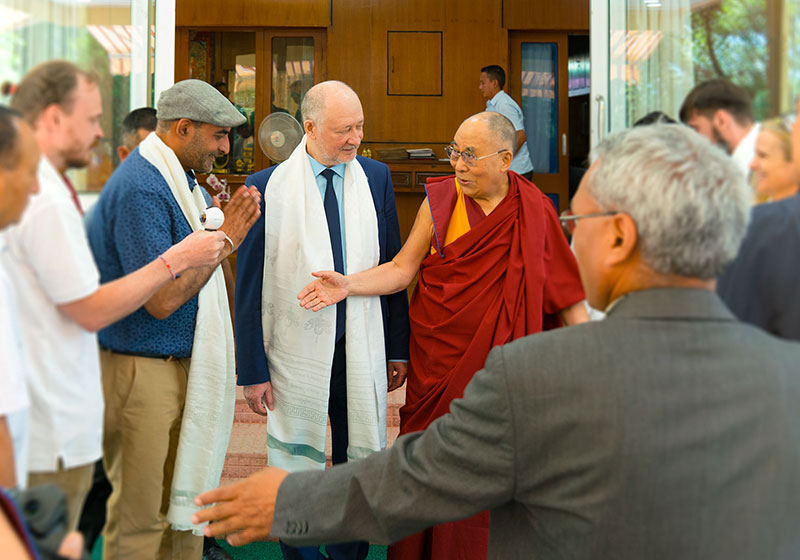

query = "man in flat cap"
[86,78,261,559]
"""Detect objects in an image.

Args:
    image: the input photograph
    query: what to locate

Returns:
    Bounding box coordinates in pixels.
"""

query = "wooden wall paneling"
[394,191,426,244]
[313,29,329,85]
[326,0,372,95]
[174,28,190,83]
[361,0,506,144]
[254,31,269,173]
[176,0,329,28]
[436,0,507,143]
[387,31,442,96]
[502,0,589,31]
[371,0,445,27]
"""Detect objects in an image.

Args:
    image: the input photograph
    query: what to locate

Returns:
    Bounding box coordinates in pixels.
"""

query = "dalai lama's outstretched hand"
[298,271,349,311]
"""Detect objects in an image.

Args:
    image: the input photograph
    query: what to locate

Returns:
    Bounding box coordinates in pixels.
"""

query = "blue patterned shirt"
[86,148,211,357]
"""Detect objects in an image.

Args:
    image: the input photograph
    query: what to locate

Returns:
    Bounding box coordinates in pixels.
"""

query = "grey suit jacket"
[273,288,800,559]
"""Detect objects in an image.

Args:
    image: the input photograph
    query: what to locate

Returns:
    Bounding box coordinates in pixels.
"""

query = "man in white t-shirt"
[679,79,760,178]
[2,60,235,530]
[479,64,534,179]
[0,107,40,490]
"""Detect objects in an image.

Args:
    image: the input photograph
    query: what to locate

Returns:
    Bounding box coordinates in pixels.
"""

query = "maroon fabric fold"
[388,172,584,560]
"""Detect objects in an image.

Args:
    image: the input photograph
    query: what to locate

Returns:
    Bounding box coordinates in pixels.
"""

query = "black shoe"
[203,537,234,560]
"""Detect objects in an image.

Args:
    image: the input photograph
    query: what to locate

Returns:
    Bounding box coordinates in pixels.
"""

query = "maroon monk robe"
[388,172,585,560]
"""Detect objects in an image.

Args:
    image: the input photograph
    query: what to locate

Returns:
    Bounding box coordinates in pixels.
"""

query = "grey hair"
[300,80,358,127]
[483,111,516,154]
[589,123,750,279]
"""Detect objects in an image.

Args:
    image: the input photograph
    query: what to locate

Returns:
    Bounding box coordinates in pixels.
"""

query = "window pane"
[691,0,768,118]
[188,30,256,174]
[605,0,798,128]
[271,37,314,124]
[521,42,559,174]
[0,0,152,191]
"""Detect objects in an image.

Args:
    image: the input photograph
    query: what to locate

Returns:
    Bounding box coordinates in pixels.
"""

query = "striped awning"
[86,24,155,75]
[609,29,664,83]
[521,70,556,99]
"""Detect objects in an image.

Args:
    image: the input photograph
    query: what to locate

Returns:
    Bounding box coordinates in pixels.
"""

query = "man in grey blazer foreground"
[193,124,800,559]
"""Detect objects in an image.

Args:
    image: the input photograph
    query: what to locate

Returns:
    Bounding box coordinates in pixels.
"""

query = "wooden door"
[509,32,569,212]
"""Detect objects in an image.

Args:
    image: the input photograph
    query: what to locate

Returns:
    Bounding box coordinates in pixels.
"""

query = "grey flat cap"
[156,79,247,128]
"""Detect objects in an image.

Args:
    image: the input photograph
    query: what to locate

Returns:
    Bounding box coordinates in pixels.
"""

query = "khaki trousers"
[28,460,94,532]
[100,349,203,560]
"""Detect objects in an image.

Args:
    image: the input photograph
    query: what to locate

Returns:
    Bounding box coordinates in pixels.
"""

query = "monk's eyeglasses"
[445,145,508,167]
[559,209,619,235]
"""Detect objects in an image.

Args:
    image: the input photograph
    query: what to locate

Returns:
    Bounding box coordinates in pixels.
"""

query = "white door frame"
[590,0,609,150]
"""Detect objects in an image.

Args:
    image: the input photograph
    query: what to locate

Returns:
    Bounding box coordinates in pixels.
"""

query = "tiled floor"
[221,385,406,484]
[89,387,404,559]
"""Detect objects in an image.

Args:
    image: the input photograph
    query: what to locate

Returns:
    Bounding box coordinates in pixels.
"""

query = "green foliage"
[691,0,769,119]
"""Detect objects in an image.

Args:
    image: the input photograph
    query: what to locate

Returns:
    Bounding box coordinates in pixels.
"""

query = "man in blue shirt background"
[479,64,534,179]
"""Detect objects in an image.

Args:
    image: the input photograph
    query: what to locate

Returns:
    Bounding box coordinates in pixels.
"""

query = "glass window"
[521,42,559,174]
[0,0,155,191]
[607,0,695,130]
[691,0,769,118]
[271,37,314,125]
[603,0,800,130]
[188,30,256,174]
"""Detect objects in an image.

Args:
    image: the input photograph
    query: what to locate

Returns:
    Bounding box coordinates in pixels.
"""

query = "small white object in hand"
[200,206,225,230]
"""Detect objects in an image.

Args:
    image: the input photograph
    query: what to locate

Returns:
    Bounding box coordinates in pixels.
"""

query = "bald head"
[303,81,364,167]
[301,81,361,128]
[458,112,515,154]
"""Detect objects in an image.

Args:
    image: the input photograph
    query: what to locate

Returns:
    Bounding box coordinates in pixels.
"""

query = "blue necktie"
[321,168,346,341]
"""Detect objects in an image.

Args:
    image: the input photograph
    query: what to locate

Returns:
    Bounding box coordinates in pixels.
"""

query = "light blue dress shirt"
[486,89,534,175]
[308,155,347,274]
[306,154,407,364]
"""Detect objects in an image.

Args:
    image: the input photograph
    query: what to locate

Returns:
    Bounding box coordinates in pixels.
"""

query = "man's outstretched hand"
[297,271,349,311]
[192,467,290,546]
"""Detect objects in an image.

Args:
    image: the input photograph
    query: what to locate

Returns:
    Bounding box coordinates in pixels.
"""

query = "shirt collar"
[307,154,346,179]
[486,90,504,107]
[731,122,760,176]
[185,169,197,191]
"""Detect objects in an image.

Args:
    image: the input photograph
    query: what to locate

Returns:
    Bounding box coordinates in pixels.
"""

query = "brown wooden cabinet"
[379,159,453,242]
[384,160,453,192]
[175,27,326,187]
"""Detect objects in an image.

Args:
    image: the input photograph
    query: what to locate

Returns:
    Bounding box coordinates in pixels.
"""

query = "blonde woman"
[750,118,799,203]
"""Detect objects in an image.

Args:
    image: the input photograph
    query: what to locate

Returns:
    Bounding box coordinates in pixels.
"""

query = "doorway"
[510,32,583,212]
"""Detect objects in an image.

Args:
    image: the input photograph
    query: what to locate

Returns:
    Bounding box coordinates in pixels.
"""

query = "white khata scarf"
[138,132,236,534]
[262,136,387,472]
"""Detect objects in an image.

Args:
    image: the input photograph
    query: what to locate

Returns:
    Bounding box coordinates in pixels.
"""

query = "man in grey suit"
[192,124,800,559]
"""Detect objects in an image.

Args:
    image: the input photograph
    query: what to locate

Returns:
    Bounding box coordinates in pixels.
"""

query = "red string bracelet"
[158,254,178,280]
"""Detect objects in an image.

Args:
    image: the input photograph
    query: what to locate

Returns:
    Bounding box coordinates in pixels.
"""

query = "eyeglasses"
[445,145,507,167]
[559,209,619,235]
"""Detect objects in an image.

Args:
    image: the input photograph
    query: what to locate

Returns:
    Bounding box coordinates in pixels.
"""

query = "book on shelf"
[407,148,436,160]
